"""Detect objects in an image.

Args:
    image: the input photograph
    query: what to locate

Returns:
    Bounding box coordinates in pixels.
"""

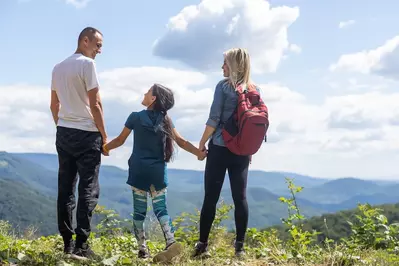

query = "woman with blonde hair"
[193,48,261,258]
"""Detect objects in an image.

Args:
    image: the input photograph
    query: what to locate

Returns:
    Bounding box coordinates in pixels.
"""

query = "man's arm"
[84,60,107,143]
[88,88,107,143]
[50,90,60,125]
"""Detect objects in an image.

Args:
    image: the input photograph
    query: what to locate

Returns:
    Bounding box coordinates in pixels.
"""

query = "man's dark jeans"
[56,126,102,247]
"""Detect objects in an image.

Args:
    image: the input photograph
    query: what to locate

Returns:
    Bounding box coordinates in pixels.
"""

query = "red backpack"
[222,84,269,156]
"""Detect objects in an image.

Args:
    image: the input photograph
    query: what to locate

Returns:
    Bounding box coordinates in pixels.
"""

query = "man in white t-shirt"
[50,26,107,261]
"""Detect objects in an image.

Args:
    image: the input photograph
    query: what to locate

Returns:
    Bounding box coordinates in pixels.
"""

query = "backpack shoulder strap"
[235,83,258,95]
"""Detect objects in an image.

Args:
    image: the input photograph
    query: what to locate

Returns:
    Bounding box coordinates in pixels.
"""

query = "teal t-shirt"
[125,110,174,191]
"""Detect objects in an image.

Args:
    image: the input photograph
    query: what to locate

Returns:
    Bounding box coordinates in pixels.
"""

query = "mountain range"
[0,151,398,235]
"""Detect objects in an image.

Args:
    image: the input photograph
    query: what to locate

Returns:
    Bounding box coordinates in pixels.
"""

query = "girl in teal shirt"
[103,83,206,262]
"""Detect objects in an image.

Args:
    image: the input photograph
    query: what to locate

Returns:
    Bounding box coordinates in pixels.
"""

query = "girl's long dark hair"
[151,83,175,162]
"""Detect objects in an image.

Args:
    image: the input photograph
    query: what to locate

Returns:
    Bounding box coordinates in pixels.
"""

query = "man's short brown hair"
[78,27,102,42]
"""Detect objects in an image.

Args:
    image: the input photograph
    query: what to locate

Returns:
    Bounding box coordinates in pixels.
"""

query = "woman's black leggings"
[199,140,250,243]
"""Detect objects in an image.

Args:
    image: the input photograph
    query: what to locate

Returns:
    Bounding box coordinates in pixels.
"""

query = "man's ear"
[83,36,89,46]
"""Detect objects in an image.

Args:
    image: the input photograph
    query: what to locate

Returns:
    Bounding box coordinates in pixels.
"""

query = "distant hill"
[296,178,398,204]
[0,179,57,235]
[0,152,58,196]
[1,151,399,236]
[7,152,330,195]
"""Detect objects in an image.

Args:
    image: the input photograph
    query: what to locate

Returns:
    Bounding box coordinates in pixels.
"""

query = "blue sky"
[1,0,194,84]
[2,0,399,91]
[1,0,399,178]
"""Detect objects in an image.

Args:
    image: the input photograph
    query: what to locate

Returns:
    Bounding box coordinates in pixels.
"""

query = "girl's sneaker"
[192,242,211,258]
[153,241,182,263]
[138,244,150,259]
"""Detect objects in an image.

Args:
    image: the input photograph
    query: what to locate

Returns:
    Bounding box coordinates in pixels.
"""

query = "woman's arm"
[172,128,205,159]
[199,81,224,150]
[103,127,132,152]
[199,125,216,150]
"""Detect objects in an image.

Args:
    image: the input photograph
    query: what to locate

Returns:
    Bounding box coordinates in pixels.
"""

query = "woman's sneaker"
[138,244,150,259]
[192,242,211,258]
[153,241,182,263]
[234,241,245,257]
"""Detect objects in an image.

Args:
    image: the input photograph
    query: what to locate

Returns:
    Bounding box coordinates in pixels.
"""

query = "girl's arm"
[172,128,204,158]
[103,127,132,153]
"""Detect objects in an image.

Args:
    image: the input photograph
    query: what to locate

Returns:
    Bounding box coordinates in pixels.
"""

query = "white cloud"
[330,36,399,80]
[152,0,300,73]
[0,84,53,137]
[315,92,399,157]
[98,66,208,106]
[289,44,302,54]
[338,20,356,29]
[65,0,91,9]
[1,66,399,178]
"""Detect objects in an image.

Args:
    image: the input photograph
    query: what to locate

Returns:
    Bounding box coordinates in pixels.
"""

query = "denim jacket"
[206,79,260,147]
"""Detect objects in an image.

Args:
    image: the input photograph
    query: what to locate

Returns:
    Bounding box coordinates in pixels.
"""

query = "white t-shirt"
[51,53,100,132]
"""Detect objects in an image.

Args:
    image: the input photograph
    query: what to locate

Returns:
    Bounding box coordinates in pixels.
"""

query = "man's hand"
[101,134,108,156]
[102,143,109,156]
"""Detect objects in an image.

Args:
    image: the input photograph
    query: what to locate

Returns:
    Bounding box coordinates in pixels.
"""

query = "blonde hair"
[223,48,252,89]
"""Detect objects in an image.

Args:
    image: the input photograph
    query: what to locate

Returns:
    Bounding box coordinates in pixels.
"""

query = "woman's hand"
[197,148,207,161]
[198,141,206,153]
[198,125,215,153]
[197,141,207,161]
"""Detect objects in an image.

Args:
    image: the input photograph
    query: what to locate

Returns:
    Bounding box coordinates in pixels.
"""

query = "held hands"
[102,143,110,156]
[197,148,207,161]
[101,135,109,156]
[197,141,208,161]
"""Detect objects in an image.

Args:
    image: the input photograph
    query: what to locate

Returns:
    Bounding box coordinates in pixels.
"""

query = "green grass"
[0,223,398,266]
[1,178,399,266]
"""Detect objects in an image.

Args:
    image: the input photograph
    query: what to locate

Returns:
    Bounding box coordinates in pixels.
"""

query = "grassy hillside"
[268,202,399,244]
[1,178,399,266]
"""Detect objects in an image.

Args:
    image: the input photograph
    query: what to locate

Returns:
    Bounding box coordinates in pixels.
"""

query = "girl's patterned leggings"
[131,185,175,248]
